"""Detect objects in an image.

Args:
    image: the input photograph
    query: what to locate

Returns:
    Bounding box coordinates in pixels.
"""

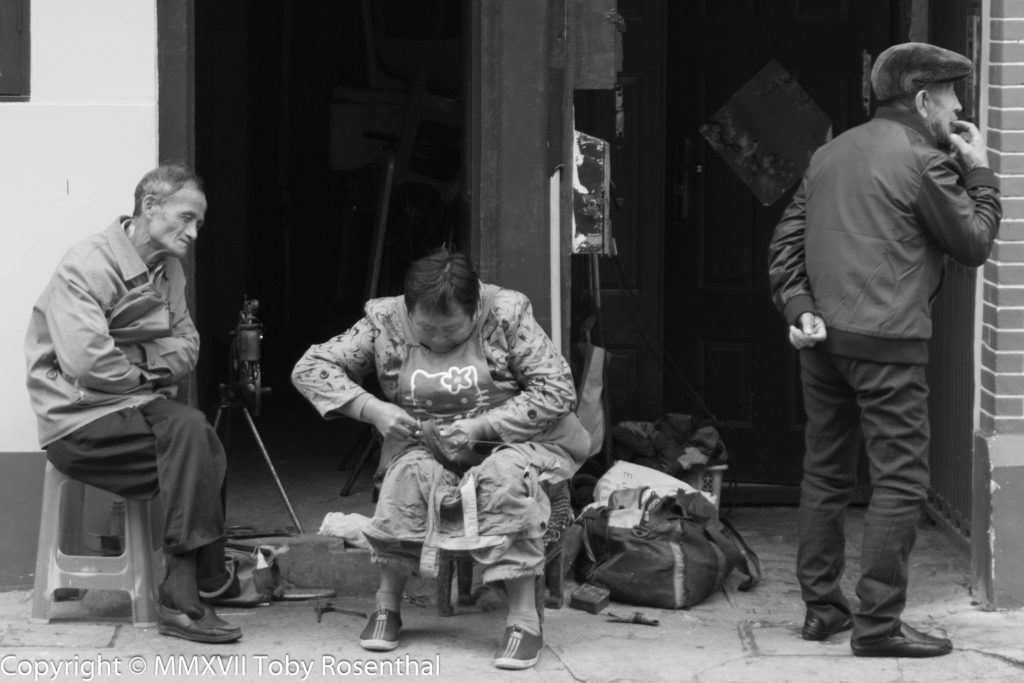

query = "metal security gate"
[927,262,975,539]
[924,0,981,541]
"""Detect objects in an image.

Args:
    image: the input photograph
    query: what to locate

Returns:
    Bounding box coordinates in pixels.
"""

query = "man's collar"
[874,105,937,147]
[105,217,152,282]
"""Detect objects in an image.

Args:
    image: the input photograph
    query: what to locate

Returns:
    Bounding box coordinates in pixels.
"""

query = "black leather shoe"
[157,604,242,644]
[801,612,853,641]
[851,623,952,658]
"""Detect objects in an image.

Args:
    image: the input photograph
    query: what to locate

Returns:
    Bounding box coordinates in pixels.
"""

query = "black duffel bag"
[579,487,760,609]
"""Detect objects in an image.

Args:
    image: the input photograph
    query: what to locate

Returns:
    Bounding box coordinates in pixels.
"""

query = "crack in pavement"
[956,647,1024,671]
[544,643,587,683]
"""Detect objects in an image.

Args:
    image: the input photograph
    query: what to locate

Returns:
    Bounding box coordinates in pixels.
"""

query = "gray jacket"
[25,219,199,447]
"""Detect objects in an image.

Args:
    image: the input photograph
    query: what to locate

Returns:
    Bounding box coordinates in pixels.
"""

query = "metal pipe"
[241,407,304,534]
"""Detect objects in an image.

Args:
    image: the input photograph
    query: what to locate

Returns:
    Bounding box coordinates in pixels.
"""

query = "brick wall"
[983,5,1024,435]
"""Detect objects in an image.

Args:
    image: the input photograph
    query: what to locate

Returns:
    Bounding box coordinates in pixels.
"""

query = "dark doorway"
[569,0,899,504]
[192,0,465,523]
[658,1,897,501]
[575,0,977,514]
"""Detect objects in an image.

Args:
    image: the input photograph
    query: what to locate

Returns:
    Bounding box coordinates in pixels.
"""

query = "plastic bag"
[318,512,371,548]
[593,460,700,506]
[576,337,606,458]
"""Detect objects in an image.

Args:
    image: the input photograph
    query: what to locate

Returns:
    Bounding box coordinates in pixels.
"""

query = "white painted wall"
[0,0,158,452]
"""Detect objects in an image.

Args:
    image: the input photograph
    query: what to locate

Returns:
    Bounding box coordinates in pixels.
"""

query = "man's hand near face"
[949,120,989,172]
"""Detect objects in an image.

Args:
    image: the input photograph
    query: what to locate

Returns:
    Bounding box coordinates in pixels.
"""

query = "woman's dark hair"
[404,247,480,317]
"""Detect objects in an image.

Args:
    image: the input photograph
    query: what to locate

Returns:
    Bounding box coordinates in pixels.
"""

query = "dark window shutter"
[0,0,30,100]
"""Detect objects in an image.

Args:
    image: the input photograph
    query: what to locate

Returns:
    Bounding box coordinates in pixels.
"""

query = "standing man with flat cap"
[26,163,241,644]
[768,42,1001,657]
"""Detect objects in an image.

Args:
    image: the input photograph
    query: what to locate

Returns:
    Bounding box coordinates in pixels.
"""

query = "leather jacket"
[769,106,1002,364]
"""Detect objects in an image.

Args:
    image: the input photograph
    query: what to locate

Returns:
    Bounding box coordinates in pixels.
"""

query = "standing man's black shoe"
[802,612,853,641]
[851,622,952,658]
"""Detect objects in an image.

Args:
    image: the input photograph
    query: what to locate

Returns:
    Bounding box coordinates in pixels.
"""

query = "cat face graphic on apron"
[378,283,589,478]
[408,365,483,418]
[395,285,515,424]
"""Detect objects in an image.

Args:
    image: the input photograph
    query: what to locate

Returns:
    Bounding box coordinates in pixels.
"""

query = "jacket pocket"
[59,372,134,408]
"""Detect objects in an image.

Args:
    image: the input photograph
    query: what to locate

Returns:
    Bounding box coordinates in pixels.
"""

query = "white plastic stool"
[32,462,164,627]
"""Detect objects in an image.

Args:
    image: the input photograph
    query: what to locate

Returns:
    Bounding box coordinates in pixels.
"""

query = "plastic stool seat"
[32,462,163,627]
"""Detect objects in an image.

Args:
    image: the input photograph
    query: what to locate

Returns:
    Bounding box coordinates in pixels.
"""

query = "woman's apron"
[375,284,589,574]
[377,284,517,466]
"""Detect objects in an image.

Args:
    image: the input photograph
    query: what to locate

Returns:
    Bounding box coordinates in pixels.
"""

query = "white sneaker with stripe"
[494,625,542,669]
[358,607,402,651]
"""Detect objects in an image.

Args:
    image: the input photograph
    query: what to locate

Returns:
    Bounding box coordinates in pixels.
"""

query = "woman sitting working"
[291,247,589,670]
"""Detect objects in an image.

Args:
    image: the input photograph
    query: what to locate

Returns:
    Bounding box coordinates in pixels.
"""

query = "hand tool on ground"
[314,601,367,623]
[607,611,660,626]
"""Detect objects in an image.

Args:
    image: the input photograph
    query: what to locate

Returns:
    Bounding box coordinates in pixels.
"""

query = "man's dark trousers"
[797,348,930,644]
[46,399,228,587]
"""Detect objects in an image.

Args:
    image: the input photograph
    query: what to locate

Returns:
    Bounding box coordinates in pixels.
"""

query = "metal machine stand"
[339,429,380,498]
[213,299,304,534]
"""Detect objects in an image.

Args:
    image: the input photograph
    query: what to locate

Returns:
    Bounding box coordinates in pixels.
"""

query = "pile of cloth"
[611,413,727,479]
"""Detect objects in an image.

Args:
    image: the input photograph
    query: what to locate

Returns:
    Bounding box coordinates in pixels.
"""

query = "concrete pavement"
[3,506,1023,683]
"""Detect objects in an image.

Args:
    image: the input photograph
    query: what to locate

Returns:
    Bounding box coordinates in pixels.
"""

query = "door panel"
[665,0,894,490]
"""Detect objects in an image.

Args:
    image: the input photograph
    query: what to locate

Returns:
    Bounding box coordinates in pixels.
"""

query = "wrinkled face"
[409,306,475,354]
[922,83,962,146]
[143,184,207,259]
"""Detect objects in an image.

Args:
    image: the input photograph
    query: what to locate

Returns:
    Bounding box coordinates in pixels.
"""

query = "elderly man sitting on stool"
[25,163,240,644]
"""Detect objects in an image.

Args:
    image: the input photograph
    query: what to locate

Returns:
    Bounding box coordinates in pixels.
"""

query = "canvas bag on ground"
[200,542,285,607]
[579,487,760,609]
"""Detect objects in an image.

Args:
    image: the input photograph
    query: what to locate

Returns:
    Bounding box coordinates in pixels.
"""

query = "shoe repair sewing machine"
[212,298,304,534]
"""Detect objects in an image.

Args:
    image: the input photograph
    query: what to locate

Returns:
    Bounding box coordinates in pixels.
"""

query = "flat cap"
[871,42,972,101]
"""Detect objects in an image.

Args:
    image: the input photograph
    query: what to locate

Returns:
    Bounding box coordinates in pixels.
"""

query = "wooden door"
[664,0,895,492]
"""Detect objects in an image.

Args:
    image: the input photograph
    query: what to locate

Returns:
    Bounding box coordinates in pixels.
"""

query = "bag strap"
[637,489,661,527]
[576,509,609,583]
[703,517,761,591]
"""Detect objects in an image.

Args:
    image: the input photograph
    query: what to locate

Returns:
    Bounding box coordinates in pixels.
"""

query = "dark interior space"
[569,1,910,506]
[186,0,965,524]
[193,0,466,529]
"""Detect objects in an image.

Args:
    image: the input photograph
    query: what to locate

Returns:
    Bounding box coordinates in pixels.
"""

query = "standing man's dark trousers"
[46,399,229,591]
[798,349,930,645]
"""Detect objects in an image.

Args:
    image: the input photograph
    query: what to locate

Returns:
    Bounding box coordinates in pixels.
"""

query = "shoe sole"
[494,655,539,670]
[359,638,399,651]
[158,623,242,644]
[851,647,952,658]
[802,629,851,641]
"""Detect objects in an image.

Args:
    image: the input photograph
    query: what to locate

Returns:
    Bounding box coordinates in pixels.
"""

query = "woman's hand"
[361,398,420,441]
[421,417,494,474]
